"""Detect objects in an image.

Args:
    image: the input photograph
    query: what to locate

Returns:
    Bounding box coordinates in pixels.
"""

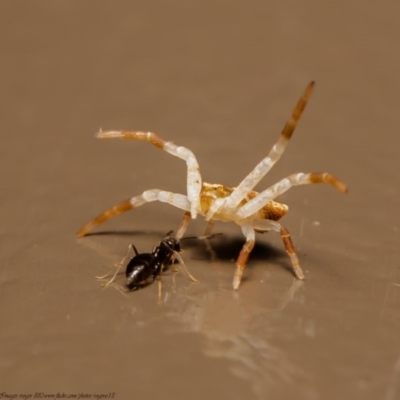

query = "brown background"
[1,1,399,399]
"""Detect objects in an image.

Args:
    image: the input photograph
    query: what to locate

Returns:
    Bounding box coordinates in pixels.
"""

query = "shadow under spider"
[85,229,295,276]
[188,235,293,273]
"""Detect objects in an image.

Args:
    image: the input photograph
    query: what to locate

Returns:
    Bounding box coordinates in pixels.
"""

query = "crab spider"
[77,81,347,290]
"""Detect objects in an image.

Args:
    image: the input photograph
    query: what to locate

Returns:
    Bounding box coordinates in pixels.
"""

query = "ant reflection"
[97,230,220,293]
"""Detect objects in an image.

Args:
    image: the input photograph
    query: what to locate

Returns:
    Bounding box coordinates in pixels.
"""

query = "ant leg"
[97,130,201,218]
[237,172,347,219]
[225,82,315,210]
[95,265,123,284]
[173,250,199,283]
[77,190,191,237]
[251,219,304,280]
[157,277,163,304]
[171,267,178,291]
[97,263,123,288]
[233,224,255,290]
[96,244,139,286]
[157,263,169,304]
[176,211,191,240]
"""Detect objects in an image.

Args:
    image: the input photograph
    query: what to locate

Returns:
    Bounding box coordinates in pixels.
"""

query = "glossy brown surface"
[1,1,399,399]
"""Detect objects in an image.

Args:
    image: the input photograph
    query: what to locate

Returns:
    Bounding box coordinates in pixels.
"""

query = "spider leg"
[203,220,217,260]
[225,81,315,210]
[204,220,215,236]
[96,130,201,218]
[77,190,191,237]
[233,224,255,290]
[176,211,191,240]
[251,219,304,280]
[237,172,347,219]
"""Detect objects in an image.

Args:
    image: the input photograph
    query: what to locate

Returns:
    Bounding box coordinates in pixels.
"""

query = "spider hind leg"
[233,225,256,290]
[280,226,304,280]
[251,219,305,280]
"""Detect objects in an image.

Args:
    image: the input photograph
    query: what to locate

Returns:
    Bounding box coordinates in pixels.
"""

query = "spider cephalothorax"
[78,81,347,289]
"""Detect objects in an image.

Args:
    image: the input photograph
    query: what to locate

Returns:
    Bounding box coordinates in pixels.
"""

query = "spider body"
[78,81,347,290]
[199,183,288,223]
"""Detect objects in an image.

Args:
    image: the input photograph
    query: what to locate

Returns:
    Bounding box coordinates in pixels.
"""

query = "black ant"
[97,231,219,291]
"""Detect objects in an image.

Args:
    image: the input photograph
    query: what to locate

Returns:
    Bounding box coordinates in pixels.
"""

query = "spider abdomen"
[257,200,288,221]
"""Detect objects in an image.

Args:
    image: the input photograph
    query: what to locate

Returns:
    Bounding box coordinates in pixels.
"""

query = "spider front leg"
[176,212,219,267]
[224,81,315,211]
[77,190,191,237]
[176,211,192,240]
[96,130,202,218]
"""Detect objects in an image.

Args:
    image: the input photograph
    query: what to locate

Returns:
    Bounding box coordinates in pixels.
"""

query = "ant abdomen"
[125,254,156,290]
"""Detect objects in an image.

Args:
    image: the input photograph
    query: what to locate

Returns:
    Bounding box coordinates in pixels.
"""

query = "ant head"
[162,231,181,252]
[163,236,181,253]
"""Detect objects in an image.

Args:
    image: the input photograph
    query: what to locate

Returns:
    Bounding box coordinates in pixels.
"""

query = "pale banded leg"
[177,217,218,261]
[176,211,191,240]
[225,81,315,210]
[233,224,255,290]
[237,172,347,219]
[251,219,304,280]
[97,130,201,218]
[77,189,190,237]
[204,220,215,236]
